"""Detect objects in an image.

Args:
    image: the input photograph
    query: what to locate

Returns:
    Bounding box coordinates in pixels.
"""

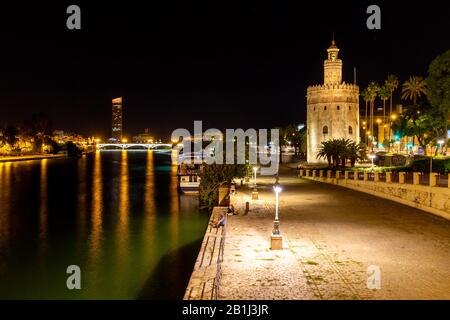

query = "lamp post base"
[270,234,283,250]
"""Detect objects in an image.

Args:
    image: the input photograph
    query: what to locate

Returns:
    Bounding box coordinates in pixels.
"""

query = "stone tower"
[306,40,360,163]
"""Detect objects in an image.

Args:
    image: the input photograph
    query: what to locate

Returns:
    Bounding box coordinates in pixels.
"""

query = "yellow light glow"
[122,138,128,143]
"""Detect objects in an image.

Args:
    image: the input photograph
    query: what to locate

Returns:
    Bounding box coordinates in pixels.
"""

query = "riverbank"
[0,154,67,162]
[184,207,228,300]
[188,166,450,300]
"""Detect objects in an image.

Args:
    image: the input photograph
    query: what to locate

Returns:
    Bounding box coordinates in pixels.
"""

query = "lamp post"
[251,166,259,200]
[369,153,376,168]
[438,139,445,156]
[253,166,258,186]
[271,178,283,250]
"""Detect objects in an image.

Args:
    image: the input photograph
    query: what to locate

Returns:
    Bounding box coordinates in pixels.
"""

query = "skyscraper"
[112,97,123,141]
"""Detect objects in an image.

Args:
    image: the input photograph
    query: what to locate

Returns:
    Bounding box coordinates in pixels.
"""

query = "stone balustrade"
[298,169,450,221]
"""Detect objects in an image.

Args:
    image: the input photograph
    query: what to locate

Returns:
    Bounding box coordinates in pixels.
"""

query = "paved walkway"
[219,168,450,300]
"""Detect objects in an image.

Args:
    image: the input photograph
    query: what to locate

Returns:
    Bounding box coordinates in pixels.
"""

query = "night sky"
[0,1,448,139]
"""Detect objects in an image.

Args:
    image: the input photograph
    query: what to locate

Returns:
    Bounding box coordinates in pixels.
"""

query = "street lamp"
[253,166,258,186]
[438,139,445,155]
[369,153,376,168]
[271,177,283,250]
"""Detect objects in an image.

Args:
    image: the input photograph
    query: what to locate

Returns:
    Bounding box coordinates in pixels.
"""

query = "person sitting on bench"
[210,214,226,228]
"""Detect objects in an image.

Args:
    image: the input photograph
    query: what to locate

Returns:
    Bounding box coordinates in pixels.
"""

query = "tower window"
[337,105,340,110]
[348,126,353,135]
[323,126,329,135]
[349,106,352,110]
[324,106,327,111]
[314,107,316,111]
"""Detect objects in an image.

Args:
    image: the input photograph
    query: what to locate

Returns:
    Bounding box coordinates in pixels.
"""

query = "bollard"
[327,170,332,179]
[299,169,304,178]
[413,172,421,185]
[245,201,250,214]
[319,170,324,178]
[312,170,317,178]
[399,172,406,184]
[386,172,392,183]
[374,172,380,182]
[336,171,341,180]
[430,173,438,187]
[344,171,349,180]
[306,169,310,177]
[354,171,359,180]
[363,172,368,181]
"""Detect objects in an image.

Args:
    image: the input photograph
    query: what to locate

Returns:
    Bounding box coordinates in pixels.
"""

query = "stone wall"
[299,170,450,221]
[184,207,228,300]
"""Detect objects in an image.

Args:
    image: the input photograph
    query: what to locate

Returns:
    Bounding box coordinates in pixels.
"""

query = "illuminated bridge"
[96,143,173,151]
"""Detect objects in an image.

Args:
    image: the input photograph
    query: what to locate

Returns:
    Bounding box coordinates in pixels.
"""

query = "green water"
[0,151,208,299]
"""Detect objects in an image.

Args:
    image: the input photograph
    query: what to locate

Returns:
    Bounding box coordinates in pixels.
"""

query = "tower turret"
[324,40,342,85]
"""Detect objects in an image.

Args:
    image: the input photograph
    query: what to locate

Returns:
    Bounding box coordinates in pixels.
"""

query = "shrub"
[409,157,450,174]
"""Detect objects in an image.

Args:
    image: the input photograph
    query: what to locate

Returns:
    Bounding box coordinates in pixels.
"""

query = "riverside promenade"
[217,166,450,300]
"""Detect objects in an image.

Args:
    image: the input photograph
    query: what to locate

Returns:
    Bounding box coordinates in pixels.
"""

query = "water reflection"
[77,156,88,247]
[38,159,48,262]
[169,163,180,247]
[0,163,11,257]
[117,151,130,273]
[0,151,208,299]
[89,151,103,268]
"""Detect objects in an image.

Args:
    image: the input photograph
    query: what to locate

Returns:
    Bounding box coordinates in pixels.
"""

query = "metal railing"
[211,213,227,300]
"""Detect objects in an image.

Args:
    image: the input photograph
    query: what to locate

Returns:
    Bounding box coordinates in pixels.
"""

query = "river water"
[0,151,208,299]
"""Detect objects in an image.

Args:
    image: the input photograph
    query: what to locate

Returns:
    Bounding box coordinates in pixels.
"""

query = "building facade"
[306,41,360,163]
[112,97,123,141]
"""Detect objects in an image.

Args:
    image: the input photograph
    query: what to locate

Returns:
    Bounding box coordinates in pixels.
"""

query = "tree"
[391,99,446,149]
[427,50,450,136]
[385,75,399,150]
[199,163,247,209]
[379,85,390,143]
[3,125,18,148]
[317,140,334,167]
[281,124,307,158]
[361,88,370,142]
[385,74,399,118]
[379,85,390,121]
[401,76,427,105]
[317,138,364,168]
[345,141,367,167]
[367,82,380,149]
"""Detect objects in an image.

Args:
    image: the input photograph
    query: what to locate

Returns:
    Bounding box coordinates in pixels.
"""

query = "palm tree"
[361,88,370,144]
[317,140,333,167]
[379,85,390,144]
[345,141,367,167]
[367,82,380,150]
[385,74,399,117]
[401,76,427,105]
